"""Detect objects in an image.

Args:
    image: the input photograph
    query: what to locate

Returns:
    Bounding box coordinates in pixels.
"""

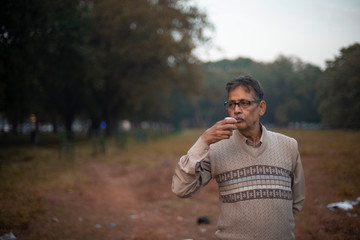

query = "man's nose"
[234,104,242,113]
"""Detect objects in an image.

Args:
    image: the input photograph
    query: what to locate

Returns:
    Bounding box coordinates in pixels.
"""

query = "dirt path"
[19,153,359,240]
[19,157,219,240]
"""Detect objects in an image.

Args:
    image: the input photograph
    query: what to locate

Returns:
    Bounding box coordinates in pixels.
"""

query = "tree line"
[1,0,359,136]
[0,0,210,135]
[191,43,359,129]
[190,56,323,127]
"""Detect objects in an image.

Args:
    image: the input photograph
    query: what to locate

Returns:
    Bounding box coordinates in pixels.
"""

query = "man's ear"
[259,100,266,116]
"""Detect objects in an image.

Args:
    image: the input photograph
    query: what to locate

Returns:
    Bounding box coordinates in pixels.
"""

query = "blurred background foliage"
[1,0,359,137]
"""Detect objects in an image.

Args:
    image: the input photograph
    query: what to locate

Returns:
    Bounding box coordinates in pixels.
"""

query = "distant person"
[172,75,305,239]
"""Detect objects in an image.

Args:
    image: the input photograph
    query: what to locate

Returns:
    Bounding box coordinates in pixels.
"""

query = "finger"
[216,129,234,138]
[210,121,236,135]
[218,122,237,131]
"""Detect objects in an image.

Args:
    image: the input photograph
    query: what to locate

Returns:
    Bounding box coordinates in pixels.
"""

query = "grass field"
[0,129,359,239]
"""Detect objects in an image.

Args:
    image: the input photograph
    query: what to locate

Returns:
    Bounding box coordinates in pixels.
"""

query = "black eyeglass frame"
[224,99,262,110]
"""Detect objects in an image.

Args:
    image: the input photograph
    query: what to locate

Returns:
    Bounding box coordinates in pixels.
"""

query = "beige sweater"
[172,125,305,240]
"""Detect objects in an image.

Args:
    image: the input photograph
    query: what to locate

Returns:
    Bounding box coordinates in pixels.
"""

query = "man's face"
[227,86,266,132]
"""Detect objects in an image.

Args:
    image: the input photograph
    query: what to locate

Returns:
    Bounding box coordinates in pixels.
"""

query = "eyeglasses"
[224,99,261,110]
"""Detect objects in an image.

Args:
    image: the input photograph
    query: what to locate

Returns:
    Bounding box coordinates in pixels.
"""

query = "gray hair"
[225,75,264,100]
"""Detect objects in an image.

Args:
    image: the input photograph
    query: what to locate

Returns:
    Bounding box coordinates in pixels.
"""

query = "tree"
[0,0,92,135]
[38,0,92,133]
[85,0,210,134]
[0,0,50,133]
[264,56,321,126]
[1,0,211,135]
[317,43,360,129]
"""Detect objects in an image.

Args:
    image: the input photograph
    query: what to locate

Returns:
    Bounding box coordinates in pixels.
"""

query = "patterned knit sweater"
[172,125,305,240]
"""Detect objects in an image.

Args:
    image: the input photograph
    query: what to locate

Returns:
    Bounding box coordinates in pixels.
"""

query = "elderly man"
[172,75,305,240]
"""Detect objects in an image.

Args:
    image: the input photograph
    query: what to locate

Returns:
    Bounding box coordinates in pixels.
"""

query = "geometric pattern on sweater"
[216,165,292,203]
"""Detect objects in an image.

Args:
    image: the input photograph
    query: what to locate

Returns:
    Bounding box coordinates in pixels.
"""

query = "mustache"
[234,115,245,121]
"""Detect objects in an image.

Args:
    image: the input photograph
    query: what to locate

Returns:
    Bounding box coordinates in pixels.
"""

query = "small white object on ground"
[0,232,16,240]
[327,197,360,211]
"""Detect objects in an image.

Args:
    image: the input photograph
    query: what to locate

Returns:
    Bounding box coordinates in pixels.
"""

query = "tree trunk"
[65,112,74,139]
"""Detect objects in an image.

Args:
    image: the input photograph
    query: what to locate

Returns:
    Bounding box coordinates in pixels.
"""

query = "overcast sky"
[193,0,360,69]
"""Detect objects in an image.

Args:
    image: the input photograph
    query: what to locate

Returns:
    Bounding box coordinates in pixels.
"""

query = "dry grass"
[278,129,360,197]
[0,134,88,234]
[0,130,200,235]
[1,129,359,238]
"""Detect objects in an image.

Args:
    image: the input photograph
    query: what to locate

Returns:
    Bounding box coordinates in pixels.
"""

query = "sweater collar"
[237,123,266,148]
[233,124,268,158]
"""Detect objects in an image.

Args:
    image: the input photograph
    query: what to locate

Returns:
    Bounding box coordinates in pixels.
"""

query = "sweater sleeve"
[171,136,212,198]
[292,149,305,216]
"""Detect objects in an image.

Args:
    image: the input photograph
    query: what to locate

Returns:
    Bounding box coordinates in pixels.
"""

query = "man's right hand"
[201,117,237,146]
